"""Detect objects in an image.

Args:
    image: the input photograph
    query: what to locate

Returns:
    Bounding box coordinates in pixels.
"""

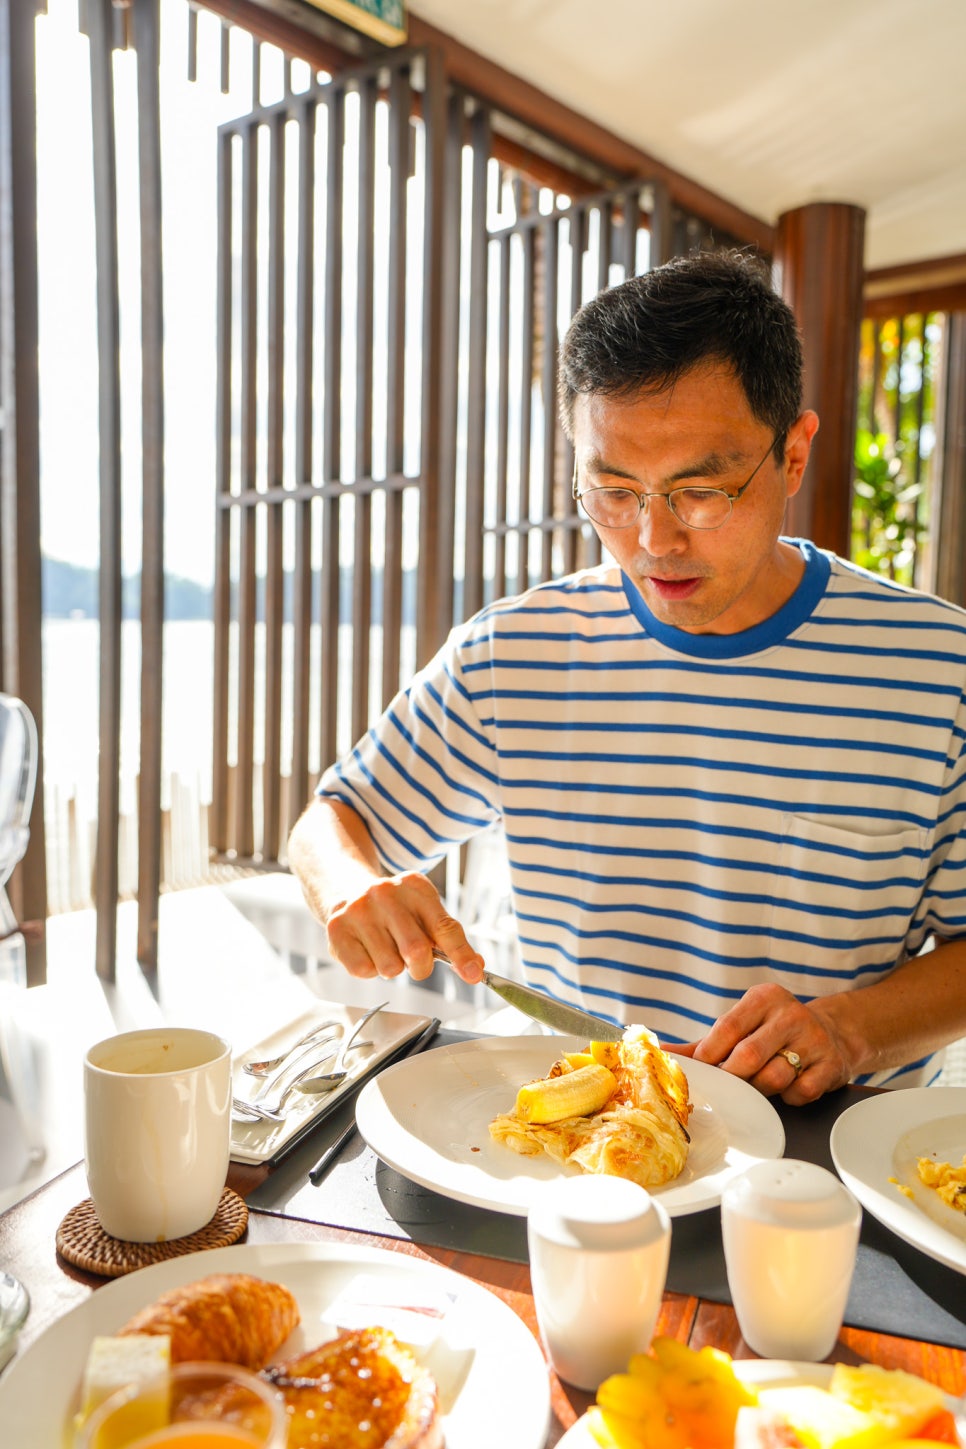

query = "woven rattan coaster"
[56,1189,248,1278]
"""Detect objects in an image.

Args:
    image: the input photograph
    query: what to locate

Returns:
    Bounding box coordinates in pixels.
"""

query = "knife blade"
[482,971,625,1040]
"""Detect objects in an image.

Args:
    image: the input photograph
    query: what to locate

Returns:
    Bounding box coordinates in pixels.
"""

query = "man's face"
[571,364,818,635]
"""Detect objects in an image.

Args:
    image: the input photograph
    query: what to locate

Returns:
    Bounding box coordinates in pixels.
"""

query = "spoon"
[242,1022,339,1077]
[296,1001,390,1094]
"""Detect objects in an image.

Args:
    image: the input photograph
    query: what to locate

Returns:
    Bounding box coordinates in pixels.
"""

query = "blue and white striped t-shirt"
[318,539,966,1087]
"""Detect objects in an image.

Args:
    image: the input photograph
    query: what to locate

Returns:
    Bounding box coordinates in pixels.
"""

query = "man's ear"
[783,410,820,499]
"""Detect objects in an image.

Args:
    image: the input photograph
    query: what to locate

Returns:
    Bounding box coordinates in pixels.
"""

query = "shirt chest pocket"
[767,813,929,984]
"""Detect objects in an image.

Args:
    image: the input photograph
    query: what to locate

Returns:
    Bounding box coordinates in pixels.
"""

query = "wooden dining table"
[2,1133,965,1447]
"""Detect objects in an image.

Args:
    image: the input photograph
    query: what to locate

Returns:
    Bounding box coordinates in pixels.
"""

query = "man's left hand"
[674,982,853,1103]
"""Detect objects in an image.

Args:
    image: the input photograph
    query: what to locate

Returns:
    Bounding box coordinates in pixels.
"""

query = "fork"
[232,1096,284,1123]
[292,1000,389,1094]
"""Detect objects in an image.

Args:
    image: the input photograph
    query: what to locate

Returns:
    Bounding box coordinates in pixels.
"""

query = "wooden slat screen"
[210,44,744,869]
[211,47,450,866]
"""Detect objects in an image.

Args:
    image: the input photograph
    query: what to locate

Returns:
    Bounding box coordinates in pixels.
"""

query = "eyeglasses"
[572,438,777,532]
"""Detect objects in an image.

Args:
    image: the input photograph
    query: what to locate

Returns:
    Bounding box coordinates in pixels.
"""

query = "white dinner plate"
[830,1086,966,1276]
[556,1358,956,1446]
[355,1035,785,1217]
[0,1241,550,1448]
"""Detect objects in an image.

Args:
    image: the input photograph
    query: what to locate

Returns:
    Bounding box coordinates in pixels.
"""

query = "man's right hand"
[325,870,484,984]
[288,797,484,985]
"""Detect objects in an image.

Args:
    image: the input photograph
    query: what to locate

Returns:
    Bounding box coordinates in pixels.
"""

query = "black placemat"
[246,1034,966,1349]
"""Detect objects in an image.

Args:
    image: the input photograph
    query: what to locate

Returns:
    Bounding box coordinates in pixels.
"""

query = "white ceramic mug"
[84,1026,232,1242]
[527,1174,671,1391]
[721,1158,861,1361]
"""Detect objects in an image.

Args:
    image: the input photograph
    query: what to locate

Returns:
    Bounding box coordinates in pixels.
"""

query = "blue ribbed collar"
[621,538,832,658]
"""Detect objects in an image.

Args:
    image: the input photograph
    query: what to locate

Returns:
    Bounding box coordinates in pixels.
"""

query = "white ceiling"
[409,0,966,272]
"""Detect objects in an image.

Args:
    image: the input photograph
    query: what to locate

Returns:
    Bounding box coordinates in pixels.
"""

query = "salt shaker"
[527,1174,671,1391]
[721,1159,861,1361]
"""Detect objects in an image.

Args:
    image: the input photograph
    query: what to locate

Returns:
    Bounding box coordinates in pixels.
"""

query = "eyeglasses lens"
[580,487,732,531]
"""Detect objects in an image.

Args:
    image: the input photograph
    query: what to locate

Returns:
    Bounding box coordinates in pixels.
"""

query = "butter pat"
[79,1333,171,1426]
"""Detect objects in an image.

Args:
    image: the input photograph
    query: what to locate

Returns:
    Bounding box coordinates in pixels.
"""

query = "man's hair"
[558,249,804,456]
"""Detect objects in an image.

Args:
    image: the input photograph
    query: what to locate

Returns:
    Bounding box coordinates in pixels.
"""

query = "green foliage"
[851,430,924,582]
[850,313,939,586]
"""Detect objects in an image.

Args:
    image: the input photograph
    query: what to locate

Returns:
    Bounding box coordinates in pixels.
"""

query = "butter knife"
[482,971,625,1040]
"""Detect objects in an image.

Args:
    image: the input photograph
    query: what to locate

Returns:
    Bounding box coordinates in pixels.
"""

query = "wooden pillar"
[772,202,866,555]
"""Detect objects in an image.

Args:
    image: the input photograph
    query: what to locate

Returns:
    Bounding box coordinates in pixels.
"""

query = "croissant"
[119,1272,299,1369]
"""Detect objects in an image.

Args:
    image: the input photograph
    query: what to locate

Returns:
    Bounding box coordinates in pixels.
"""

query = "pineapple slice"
[829,1364,947,1440]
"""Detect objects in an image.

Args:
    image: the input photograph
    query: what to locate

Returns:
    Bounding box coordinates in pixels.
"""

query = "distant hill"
[41,556,421,624]
[42,557,213,621]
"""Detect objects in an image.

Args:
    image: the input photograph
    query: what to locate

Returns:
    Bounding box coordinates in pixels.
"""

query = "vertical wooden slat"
[433,86,463,642]
[186,2,198,84]
[913,315,929,489]
[211,127,233,852]
[133,0,164,968]
[417,46,448,663]
[514,222,535,596]
[234,119,259,857]
[620,187,639,278]
[596,198,612,292]
[893,315,906,452]
[910,313,930,576]
[319,83,343,772]
[262,109,286,861]
[350,73,376,744]
[649,179,672,268]
[561,204,584,575]
[671,208,688,261]
[289,97,315,832]
[381,63,411,708]
[493,232,511,598]
[88,0,122,982]
[462,103,490,619]
[933,314,966,608]
[539,213,558,583]
[0,0,47,983]
[219,18,230,94]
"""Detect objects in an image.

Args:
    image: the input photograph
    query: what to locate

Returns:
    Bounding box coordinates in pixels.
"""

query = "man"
[288,250,966,1103]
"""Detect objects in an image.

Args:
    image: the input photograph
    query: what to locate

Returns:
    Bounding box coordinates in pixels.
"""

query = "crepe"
[119,1272,299,1368]
[489,1026,691,1188]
